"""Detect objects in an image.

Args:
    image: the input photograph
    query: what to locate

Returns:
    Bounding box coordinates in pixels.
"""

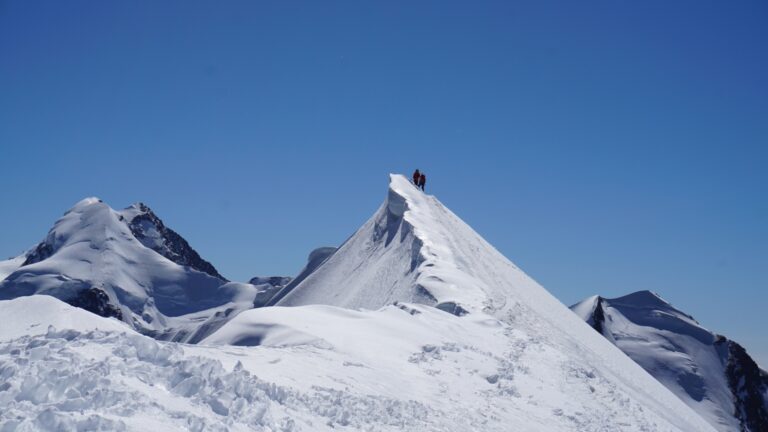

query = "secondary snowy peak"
[571,291,768,432]
[0,197,252,335]
[120,202,226,281]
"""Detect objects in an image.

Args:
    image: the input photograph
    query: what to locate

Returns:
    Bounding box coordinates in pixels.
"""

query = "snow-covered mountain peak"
[66,196,104,212]
[571,291,768,431]
[22,196,128,266]
[574,290,710,345]
[0,197,249,334]
[276,173,514,314]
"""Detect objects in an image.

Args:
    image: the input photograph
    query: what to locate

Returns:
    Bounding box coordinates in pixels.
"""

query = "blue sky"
[1,1,766,364]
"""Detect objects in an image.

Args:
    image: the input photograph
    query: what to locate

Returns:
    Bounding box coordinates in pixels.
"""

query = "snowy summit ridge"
[275,174,511,314]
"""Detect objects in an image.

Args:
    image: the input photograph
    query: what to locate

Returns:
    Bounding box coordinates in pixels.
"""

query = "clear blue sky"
[1,1,766,364]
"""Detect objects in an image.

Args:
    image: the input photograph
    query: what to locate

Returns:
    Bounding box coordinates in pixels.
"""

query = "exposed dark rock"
[590,297,606,335]
[722,339,768,432]
[436,301,469,317]
[65,287,123,321]
[21,241,54,266]
[125,203,226,281]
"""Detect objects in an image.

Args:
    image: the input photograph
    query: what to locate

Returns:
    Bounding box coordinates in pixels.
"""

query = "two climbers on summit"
[412,169,427,191]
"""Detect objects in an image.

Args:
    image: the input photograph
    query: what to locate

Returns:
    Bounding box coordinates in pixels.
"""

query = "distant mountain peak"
[571,291,768,432]
[0,197,246,336]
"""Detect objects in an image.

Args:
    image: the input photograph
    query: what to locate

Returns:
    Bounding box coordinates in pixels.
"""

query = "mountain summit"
[274,174,512,314]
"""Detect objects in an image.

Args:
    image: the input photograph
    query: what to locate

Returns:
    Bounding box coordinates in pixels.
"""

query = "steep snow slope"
[0,198,255,335]
[261,174,716,431]
[276,175,511,312]
[263,246,336,307]
[572,291,768,432]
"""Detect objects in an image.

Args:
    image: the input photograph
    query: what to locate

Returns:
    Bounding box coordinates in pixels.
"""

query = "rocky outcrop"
[719,338,768,432]
[122,203,226,281]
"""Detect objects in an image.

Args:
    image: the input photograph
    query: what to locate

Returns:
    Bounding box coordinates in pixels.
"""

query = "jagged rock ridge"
[120,202,226,281]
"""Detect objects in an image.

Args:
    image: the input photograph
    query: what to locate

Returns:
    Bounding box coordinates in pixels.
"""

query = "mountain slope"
[0,198,255,336]
[259,174,717,431]
[571,291,768,432]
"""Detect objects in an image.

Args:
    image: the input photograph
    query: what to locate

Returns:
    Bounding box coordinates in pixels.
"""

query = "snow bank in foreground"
[0,295,130,341]
[202,302,717,431]
[0,295,717,431]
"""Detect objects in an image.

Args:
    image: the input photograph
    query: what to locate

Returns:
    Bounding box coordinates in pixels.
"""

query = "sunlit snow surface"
[571,292,749,431]
[0,175,716,431]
